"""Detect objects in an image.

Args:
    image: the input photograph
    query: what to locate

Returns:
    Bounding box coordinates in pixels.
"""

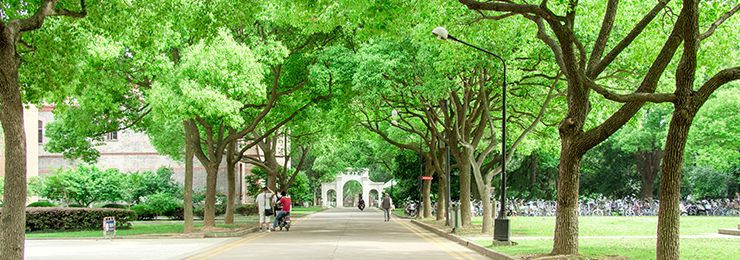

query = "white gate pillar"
[321,184,328,208]
[336,176,344,208]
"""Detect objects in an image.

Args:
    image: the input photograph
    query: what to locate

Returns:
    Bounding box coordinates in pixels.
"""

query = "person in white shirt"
[255,187,275,232]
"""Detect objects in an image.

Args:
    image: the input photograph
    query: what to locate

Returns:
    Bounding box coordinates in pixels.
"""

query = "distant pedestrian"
[381,193,393,222]
[255,187,274,233]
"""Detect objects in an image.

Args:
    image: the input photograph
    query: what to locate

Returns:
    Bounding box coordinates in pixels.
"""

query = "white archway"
[321,168,385,208]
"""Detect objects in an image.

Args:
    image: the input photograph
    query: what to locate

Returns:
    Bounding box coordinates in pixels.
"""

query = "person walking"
[255,187,274,233]
[381,193,393,222]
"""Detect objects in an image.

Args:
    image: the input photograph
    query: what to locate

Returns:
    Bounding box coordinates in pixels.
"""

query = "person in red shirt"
[272,191,291,230]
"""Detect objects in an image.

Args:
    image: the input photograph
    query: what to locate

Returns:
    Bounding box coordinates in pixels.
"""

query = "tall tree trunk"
[0,72,27,260]
[530,152,537,184]
[552,143,582,255]
[264,150,279,191]
[480,184,492,234]
[422,179,431,218]
[657,111,688,260]
[636,149,663,199]
[203,163,219,227]
[658,2,699,258]
[437,173,446,221]
[183,120,195,234]
[422,158,433,218]
[471,173,481,200]
[459,160,472,226]
[224,139,237,224]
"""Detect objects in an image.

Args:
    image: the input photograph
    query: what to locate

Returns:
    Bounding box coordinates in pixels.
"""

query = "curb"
[410,219,518,260]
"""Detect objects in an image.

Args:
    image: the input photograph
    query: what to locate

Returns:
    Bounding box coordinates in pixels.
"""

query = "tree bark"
[422,158,433,218]
[183,120,195,234]
[636,149,663,199]
[657,111,688,260]
[552,143,582,255]
[0,69,28,260]
[458,160,472,226]
[203,163,219,228]
[658,2,699,259]
[0,19,26,260]
[436,174,446,220]
[224,138,237,224]
[480,184,492,234]
[530,152,537,184]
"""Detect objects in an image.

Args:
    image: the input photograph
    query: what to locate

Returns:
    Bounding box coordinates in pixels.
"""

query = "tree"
[580,139,638,199]
[0,177,4,204]
[685,166,734,199]
[150,29,267,228]
[455,1,740,257]
[507,151,559,201]
[1,1,87,258]
[355,35,562,232]
[37,164,122,207]
[689,88,740,172]
[233,21,350,193]
[612,105,671,199]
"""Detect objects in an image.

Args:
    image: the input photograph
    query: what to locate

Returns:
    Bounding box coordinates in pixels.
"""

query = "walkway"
[24,208,489,260]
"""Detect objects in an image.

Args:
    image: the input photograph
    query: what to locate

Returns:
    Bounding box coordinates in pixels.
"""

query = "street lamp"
[432,27,510,242]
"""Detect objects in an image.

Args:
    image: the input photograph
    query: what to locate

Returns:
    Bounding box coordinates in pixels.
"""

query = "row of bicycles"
[511,197,740,217]
[404,197,740,218]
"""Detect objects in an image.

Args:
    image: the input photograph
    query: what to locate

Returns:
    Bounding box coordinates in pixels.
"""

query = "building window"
[38,120,43,144]
[105,131,118,141]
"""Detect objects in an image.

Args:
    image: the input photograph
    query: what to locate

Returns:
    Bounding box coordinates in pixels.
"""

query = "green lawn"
[25,206,326,238]
[463,216,740,260]
[468,216,739,237]
[25,223,244,238]
[290,206,325,215]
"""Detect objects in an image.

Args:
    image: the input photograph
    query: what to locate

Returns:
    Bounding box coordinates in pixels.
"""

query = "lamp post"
[432,27,510,242]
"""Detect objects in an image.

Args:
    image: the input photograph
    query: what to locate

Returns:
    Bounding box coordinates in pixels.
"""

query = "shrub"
[235,204,258,216]
[101,204,128,209]
[193,204,227,219]
[66,204,86,208]
[164,205,185,220]
[27,201,58,207]
[0,207,137,231]
[144,192,180,216]
[130,204,156,220]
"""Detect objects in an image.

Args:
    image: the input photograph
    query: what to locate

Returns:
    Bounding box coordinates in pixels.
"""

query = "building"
[34,106,289,205]
[0,104,40,203]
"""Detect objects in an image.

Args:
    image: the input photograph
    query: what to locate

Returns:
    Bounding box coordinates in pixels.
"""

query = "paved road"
[25,208,489,260]
[180,208,488,260]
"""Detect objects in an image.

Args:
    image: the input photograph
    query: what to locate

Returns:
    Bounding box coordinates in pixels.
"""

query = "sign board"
[421,176,433,180]
[103,217,116,238]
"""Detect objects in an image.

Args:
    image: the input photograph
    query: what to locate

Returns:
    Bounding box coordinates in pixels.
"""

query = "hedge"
[27,201,58,207]
[130,204,156,220]
[193,204,227,219]
[235,204,258,216]
[0,207,137,231]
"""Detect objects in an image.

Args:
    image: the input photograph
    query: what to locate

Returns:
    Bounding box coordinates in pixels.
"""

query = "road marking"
[186,232,269,260]
[394,219,478,260]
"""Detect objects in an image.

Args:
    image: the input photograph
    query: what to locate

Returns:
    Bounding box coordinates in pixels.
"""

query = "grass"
[466,216,739,237]
[474,237,740,260]
[455,216,740,260]
[290,206,324,215]
[25,206,326,238]
[25,223,245,238]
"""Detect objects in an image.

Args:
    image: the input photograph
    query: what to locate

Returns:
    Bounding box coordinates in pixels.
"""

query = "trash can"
[450,204,461,232]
